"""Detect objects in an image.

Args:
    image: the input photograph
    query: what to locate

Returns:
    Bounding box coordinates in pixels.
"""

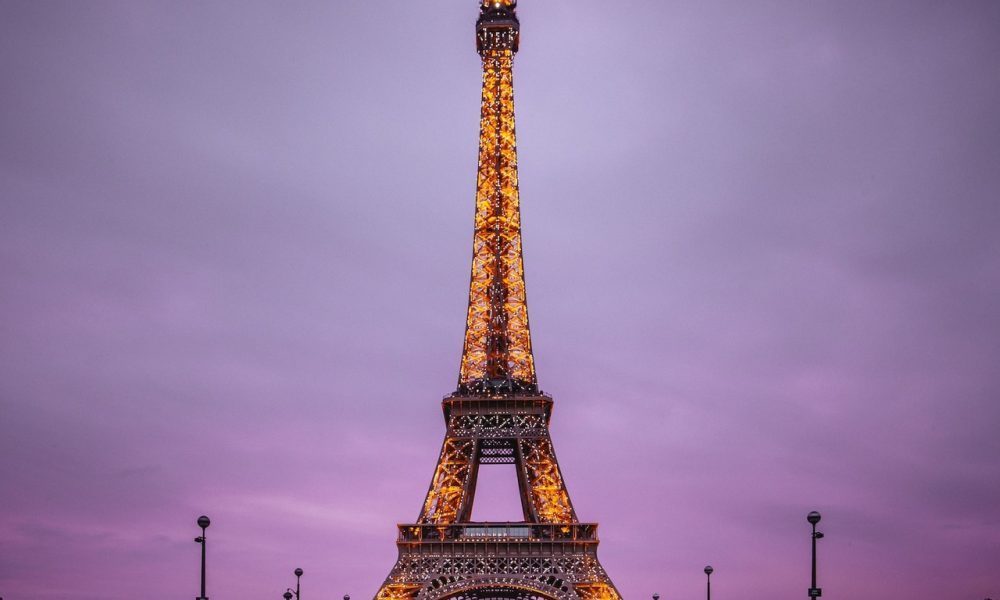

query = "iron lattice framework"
[375,3,621,600]
[458,0,535,396]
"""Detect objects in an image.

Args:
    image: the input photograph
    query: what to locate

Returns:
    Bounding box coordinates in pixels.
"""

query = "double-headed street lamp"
[704,565,714,600]
[807,511,824,598]
[285,567,304,600]
[194,515,211,600]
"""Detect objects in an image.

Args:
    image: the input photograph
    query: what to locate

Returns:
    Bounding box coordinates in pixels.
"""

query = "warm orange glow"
[458,47,536,389]
[520,439,576,523]
[575,583,622,600]
[418,438,474,524]
[375,584,421,600]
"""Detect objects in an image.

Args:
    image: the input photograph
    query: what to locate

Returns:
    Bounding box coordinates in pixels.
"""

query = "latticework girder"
[458,27,535,395]
[518,438,576,524]
[414,427,576,528]
[377,554,620,600]
[376,584,422,600]
[573,584,622,600]
[419,438,476,525]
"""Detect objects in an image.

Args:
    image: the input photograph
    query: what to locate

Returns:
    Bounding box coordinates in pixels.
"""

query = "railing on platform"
[397,523,598,543]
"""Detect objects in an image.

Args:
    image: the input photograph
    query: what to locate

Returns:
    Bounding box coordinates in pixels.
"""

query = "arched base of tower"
[438,584,557,600]
[374,553,621,600]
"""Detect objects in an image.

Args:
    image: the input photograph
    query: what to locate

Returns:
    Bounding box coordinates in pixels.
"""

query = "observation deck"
[476,1,520,54]
[398,523,598,544]
[396,523,601,558]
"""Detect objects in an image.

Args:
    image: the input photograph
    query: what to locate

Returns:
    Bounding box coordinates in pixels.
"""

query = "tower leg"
[418,437,477,525]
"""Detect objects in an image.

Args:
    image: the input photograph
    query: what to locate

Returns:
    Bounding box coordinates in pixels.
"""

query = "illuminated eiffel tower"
[374,3,621,600]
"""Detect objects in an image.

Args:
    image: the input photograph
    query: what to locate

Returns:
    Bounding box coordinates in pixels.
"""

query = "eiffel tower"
[374,3,621,600]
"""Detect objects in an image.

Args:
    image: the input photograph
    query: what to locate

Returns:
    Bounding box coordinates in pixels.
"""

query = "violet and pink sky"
[2,1,999,599]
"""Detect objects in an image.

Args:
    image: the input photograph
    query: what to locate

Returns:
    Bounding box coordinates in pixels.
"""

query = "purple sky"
[2,1,999,599]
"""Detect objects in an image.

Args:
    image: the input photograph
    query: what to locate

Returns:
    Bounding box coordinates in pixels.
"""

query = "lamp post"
[807,511,824,598]
[704,565,713,600]
[652,593,659,600]
[194,515,211,600]
[290,568,303,600]
[345,595,351,600]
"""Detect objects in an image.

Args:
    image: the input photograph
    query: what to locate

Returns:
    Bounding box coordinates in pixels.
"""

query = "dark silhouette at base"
[807,511,824,598]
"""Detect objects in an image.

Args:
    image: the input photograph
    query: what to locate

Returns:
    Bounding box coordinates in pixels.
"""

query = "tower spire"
[458,0,536,396]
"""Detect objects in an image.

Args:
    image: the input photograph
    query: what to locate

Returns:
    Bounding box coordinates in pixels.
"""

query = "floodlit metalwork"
[379,556,618,600]
[377,584,422,600]
[574,584,621,600]
[419,438,475,525]
[519,438,575,524]
[458,0,535,396]
[375,3,621,600]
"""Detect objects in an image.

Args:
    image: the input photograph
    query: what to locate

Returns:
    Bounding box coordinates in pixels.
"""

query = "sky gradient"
[2,1,999,599]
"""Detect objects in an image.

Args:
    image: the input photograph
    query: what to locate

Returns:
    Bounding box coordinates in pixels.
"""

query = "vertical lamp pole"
[194,515,211,600]
[807,511,824,598]
[295,568,303,600]
[704,566,713,600]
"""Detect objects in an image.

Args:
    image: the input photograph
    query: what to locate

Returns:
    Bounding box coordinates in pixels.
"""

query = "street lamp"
[286,568,303,600]
[704,565,713,600]
[194,515,211,600]
[807,511,824,598]
[283,592,293,600]
[652,593,659,600]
